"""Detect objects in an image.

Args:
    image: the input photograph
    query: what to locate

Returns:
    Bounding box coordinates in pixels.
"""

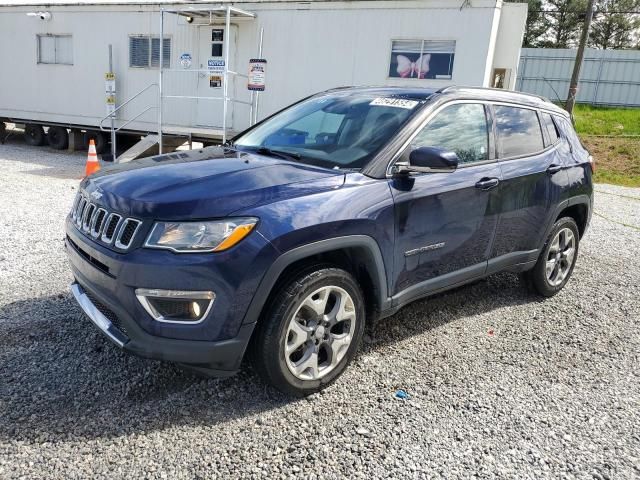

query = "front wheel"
[250,267,365,396]
[523,217,580,297]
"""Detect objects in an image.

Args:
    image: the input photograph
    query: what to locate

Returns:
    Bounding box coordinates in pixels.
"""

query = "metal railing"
[99,83,159,160]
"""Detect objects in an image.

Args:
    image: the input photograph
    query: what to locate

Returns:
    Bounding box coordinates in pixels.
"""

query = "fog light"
[135,289,215,324]
[191,301,201,318]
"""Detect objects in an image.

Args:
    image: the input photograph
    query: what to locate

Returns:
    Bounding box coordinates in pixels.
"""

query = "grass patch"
[581,136,640,187]
[572,104,640,136]
[566,105,640,186]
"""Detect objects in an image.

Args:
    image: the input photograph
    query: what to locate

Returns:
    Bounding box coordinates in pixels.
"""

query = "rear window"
[541,112,559,146]
[556,116,588,154]
[494,106,544,158]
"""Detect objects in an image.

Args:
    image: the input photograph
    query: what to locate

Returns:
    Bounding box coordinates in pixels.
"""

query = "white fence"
[516,48,640,107]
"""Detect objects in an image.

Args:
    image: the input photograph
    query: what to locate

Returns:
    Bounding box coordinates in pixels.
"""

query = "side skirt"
[379,249,539,320]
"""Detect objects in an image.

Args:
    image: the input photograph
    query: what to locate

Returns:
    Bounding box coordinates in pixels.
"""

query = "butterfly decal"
[396,54,431,78]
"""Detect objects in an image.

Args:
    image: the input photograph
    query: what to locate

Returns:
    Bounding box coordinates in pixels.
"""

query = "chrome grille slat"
[90,208,107,238]
[82,204,96,232]
[71,193,81,221]
[101,213,123,244]
[115,219,142,249]
[75,198,87,227]
[69,194,141,251]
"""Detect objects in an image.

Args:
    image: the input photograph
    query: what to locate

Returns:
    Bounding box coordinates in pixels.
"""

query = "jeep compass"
[66,86,593,396]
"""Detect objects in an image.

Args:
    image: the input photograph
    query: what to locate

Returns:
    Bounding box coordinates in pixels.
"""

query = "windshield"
[233,92,424,170]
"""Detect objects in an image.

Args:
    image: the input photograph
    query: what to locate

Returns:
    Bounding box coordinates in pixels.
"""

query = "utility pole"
[565,0,597,115]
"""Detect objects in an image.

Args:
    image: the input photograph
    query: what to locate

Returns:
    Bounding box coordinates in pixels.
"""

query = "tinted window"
[495,106,544,158]
[411,103,488,164]
[541,112,559,146]
[556,117,589,155]
[234,94,423,169]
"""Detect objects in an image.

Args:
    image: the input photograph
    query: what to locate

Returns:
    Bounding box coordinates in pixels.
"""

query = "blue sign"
[179,53,192,69]
[207,59,225,73]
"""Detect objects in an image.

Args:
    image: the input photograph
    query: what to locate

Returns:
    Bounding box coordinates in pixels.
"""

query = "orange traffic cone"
[85,139,100,176]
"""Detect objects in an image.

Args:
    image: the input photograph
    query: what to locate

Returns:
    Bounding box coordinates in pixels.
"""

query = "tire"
[250,266,366,396]
[523,217,580,297]
[84,131,108,154]
[24,124,46,146]
[47,126,69,150]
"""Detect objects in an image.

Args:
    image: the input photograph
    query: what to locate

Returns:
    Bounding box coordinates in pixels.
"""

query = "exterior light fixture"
[27,11,52,21]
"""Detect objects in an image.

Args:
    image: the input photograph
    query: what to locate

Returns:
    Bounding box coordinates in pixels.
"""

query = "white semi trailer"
[0,0,526,160]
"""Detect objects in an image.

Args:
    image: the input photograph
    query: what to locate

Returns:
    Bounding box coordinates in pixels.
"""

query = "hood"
[81,148,345,219]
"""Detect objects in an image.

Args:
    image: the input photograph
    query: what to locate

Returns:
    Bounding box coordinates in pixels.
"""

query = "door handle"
[475,177,500,190]
[547,164,562,174]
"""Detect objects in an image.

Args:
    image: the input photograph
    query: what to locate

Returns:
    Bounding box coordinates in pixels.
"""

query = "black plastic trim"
[242,235,390,325]
[391,262,486,308]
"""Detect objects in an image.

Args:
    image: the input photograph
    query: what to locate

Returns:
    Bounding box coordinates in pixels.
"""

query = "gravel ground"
[1,135,639,479]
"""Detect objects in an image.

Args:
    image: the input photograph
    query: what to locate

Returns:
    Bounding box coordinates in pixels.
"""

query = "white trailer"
[0,0,527,159]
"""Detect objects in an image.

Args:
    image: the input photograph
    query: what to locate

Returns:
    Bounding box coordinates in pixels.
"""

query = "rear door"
[489,104,567,272]
[389,102,502,304]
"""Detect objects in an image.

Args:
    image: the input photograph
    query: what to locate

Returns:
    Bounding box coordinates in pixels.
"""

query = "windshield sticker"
[370,98,419,109]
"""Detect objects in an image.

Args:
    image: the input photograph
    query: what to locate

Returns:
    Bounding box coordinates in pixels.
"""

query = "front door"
[390,102,502,305]
[196,25,237,128]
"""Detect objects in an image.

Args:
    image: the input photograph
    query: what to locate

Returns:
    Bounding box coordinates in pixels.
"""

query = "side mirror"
[393,146,459,175]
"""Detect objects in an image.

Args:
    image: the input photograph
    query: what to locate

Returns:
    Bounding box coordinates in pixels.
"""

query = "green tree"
[540,0,589,48]
[522,0,551,46]
[590,0,640,49]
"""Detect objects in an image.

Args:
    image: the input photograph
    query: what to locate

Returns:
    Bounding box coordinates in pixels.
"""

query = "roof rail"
[435,85,551,103]
[435,85,457,94]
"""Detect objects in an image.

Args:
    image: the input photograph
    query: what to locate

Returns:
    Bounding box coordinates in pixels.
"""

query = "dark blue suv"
[66,86,593,396]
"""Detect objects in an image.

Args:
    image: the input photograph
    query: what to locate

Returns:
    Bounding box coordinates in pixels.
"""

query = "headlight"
[144,218,258,253]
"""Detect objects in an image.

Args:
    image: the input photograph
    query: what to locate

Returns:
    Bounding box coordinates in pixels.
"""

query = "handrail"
[99,83,159,132]
[110,106,157,134]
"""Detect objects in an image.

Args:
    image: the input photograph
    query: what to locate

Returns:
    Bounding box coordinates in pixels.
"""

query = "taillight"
[588,155,595,173]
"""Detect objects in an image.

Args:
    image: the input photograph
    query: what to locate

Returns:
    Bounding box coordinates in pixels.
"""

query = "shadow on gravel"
[0,130,86,180]
[0,272,539,442]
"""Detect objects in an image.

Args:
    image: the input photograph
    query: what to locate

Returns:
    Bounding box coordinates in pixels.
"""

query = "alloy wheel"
[546,227,576,287]
[284,286,356,381]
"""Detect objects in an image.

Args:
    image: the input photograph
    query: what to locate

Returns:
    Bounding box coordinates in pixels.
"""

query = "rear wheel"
[24,124,46,146]
[523,217,580,297]
[251,267,365,396]
[47,126,69,150]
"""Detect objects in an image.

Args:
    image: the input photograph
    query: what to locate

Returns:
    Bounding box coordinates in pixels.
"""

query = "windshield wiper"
[254,147,301,162]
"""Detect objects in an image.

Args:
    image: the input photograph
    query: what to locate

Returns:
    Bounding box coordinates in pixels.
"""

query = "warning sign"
[247,59,266,91]
[105,72,116,115]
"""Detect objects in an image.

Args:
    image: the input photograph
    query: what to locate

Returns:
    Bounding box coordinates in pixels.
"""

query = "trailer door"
[196,25,237,129]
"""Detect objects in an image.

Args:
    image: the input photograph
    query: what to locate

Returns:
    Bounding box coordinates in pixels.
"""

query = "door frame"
[385,100,502,304]
[195,24,238,128]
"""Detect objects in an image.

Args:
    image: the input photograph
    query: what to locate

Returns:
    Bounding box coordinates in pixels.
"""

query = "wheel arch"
[555,197,590,238]
[242,236,390,327]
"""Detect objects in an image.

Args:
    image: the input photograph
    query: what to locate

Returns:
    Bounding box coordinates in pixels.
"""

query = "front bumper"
[65,216,278,373]
[70,281,254,374]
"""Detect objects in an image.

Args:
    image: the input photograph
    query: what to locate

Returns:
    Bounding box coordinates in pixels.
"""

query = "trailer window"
[129,36,171,68]
[37,35,73,65]
[389,40,455,80]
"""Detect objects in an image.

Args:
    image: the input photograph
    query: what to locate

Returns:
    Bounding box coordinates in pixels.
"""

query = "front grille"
[70,192,142,251]
[84,289,128,336]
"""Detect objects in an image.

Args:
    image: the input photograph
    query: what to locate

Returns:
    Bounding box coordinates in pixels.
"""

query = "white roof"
[2,0,433,6]
[2,0,396,5]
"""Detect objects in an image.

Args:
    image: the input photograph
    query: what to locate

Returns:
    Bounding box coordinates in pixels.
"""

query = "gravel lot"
[1,134,639,479]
